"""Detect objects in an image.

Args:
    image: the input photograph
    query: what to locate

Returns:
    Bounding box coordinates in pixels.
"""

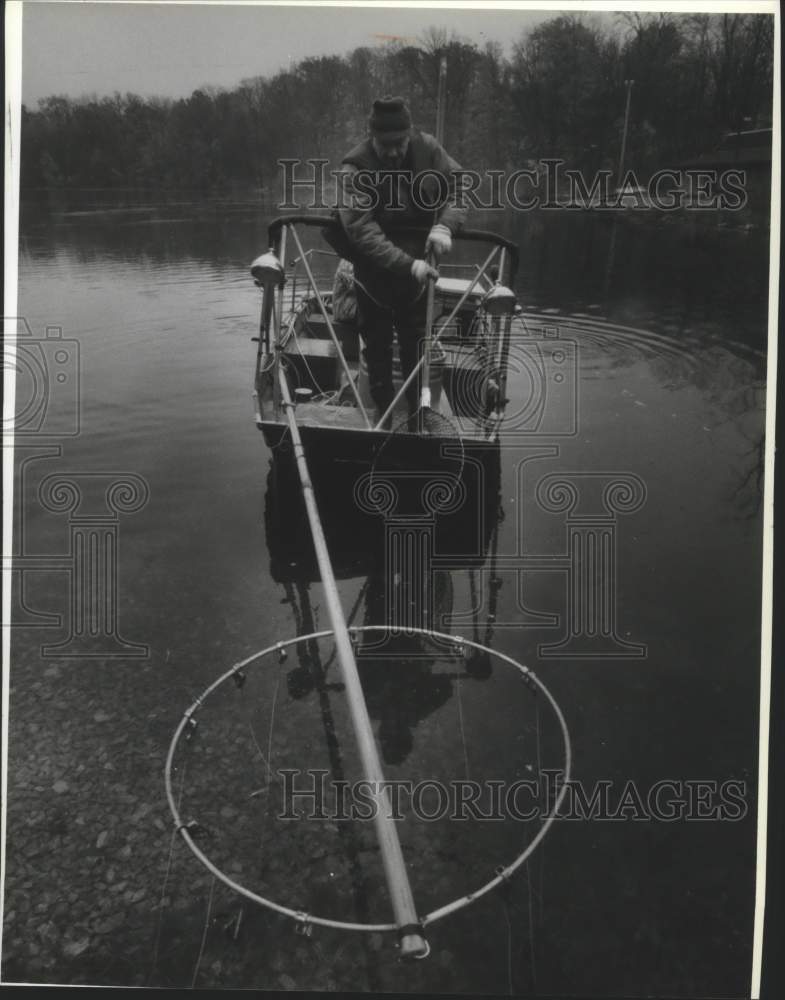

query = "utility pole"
[616,79,635,188]
[435,55,447,145]
[605,78,635,293]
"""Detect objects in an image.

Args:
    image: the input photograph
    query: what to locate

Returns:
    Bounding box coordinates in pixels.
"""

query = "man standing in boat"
[330,96,467,425]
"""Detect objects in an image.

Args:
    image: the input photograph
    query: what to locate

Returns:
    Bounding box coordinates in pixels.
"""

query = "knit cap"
[368,96,412,140]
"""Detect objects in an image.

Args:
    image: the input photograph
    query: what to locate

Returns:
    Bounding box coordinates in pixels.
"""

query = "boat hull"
[261,419,502,583]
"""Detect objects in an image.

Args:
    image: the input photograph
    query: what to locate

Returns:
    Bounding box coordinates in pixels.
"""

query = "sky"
[20,1,574,106]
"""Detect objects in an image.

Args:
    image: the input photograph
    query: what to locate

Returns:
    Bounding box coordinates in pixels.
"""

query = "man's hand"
[411,259,439,284]
[425,223,453,258]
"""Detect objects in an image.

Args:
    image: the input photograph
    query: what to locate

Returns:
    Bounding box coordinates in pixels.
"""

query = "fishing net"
[369,406,465,486]
[165,626,571,940]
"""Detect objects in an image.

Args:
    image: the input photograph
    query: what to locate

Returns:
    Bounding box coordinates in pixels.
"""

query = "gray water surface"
[4,205,769,994]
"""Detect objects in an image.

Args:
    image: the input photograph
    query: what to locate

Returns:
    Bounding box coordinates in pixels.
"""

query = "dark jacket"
[336,130,467,279]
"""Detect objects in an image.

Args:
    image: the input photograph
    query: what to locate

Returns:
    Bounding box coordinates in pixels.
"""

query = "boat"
[250,214,522,489]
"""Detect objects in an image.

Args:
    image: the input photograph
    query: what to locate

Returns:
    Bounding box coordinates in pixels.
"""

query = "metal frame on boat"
[250,214,522,464]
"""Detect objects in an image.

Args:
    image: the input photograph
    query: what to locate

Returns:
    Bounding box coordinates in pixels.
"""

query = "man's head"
[368,96,411,167]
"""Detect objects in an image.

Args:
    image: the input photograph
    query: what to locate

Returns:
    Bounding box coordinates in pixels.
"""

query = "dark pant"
[355,276,427,414]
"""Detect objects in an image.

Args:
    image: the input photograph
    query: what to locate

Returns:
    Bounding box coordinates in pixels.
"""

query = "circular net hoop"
[165,626,572,934]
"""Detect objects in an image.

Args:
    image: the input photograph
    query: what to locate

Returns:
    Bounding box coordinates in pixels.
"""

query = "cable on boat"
[290,335,331,398]
[368,405,466,501]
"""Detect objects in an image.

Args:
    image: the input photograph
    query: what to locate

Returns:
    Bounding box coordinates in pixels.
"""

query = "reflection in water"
[535,312,766,517]
[264,441,502,765]
[357,574,454,765]
[21,202,771,352]
[515,210,770,352]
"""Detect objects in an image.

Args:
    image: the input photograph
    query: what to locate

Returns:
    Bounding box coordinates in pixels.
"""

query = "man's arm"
[338,165,415,277]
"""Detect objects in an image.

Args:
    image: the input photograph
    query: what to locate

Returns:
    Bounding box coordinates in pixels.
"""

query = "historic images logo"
[277,769,749,823]
[4,316,150,657]
[278,158,748,213]
[3,321,81,438]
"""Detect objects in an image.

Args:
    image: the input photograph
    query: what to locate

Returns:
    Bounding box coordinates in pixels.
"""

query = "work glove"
[411,259,439,284]
[425,223,452,257]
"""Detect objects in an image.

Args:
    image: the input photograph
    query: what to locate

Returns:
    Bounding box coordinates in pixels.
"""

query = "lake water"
[3,201,770,994]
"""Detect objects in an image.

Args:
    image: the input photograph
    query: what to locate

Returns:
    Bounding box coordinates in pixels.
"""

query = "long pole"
[277,366,427,958]
[605,79,634,292]
[416,55,448,428]
[418,253,437,427]
[374,245,499,431]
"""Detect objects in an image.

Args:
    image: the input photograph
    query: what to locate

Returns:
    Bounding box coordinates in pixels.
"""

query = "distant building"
[684,127,772,171]
[680,128,772,220]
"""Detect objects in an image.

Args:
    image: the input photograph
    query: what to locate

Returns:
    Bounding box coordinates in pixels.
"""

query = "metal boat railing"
[257,215,521,433]
[267,214,520,283]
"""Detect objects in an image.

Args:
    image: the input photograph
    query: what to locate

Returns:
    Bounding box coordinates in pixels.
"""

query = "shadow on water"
[264,437,504,767]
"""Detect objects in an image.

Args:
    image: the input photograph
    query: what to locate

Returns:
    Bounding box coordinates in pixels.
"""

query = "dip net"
[164,625,570,942]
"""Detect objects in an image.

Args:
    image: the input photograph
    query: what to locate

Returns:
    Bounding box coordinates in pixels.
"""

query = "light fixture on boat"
[251,249,287,365]
[482,283,517,316]
[250,249,286,287]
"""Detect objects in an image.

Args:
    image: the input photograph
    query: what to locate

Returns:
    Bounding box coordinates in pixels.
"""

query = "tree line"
[21,12,773,202]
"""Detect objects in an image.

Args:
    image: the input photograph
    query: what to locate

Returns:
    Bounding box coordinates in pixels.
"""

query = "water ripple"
[518,311,765,383]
